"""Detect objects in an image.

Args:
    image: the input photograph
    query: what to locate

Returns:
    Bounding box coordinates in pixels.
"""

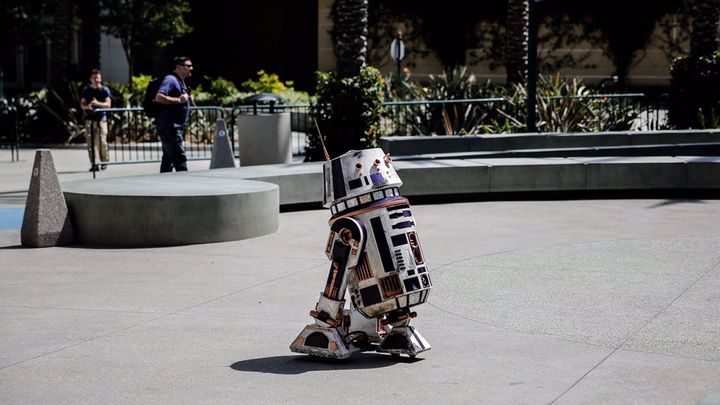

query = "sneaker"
[100,164,107,170]
[89,165,99,172]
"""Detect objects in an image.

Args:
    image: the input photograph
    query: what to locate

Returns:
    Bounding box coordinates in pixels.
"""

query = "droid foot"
[290,325,360,359]
[377,326,430,357]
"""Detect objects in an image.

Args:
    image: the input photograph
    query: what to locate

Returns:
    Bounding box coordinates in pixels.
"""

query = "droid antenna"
[313,117,331,161]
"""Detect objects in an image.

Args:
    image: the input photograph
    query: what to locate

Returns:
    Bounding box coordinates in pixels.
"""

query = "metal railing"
[3,93,673,167]
[382,94,668,136]
[90,106,227,171]
[382,97,507,136]
[226,94,667,146]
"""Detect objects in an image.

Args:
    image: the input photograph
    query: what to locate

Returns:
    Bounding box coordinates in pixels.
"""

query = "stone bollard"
[210,118,237,169]
[21,149,74,247]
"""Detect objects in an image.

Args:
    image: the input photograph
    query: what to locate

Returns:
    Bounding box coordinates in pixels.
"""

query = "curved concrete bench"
[61,155,720,247]
[63,174,279,247]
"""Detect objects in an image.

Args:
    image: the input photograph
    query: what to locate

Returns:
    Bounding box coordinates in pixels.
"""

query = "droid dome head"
[322,148,403,208]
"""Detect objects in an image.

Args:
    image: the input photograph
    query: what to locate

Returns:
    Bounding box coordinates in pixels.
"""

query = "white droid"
[290,148,432,359]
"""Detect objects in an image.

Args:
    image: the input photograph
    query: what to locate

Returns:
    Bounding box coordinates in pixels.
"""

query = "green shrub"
[306,66,385,161]
[242,70,293,94]
[5,90,46,143]
[239,70,311,105]
[109,73,310,107]
[669,52,720,128]
[198,76,242,105]
[383,70,424,101]
[35,80,88,143]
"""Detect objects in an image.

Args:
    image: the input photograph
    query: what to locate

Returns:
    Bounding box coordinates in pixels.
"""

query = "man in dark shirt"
[80,69,112,171]
[154,56,193,172]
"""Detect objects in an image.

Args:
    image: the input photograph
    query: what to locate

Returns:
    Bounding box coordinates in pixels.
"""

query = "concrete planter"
[236,112,292,166]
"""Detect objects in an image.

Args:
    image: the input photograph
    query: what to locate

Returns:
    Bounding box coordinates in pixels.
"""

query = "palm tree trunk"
[78,0,102,75]
[505,0,529,85]
[50,0,73,85]
[332,0,368,78]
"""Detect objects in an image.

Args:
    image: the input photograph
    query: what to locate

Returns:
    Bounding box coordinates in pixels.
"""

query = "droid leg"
[290,218,367,359]
[377,310,431,357]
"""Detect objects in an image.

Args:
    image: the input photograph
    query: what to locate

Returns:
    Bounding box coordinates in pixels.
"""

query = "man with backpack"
[152,56,193,172]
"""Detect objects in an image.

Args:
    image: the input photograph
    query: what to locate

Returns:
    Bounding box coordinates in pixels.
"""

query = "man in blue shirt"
[154,56,193,172]
[80,69,112,171]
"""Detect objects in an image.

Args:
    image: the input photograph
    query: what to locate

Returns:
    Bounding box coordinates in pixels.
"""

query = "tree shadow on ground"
[646,199,705,209]
[56,170,92,175]
[230,353,421,375]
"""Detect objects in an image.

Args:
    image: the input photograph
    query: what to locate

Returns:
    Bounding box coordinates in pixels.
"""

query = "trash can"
[235,94,292,166]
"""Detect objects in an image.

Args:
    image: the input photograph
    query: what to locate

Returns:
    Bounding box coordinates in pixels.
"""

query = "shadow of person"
[230,353,422,375]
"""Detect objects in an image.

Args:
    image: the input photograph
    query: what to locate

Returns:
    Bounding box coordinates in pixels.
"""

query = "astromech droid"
[290,148,432,359]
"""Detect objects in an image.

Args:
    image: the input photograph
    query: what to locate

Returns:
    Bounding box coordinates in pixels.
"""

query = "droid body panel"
[290,149,432,359]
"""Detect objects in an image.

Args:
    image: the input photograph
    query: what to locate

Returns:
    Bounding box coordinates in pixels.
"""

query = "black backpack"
[142,77,163,118]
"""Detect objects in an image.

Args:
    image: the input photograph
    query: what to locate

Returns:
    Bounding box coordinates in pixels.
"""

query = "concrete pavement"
[1,147,720,404]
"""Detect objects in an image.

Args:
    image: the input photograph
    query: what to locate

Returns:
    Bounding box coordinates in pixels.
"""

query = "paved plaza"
[1,148,719,404]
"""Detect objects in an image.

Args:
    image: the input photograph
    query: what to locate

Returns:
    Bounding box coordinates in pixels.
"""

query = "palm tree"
[78,0,102,75]
[690,0,720,58]
[505,0,529,84]
[50,0,72,85]
[307,0,379,161]
[332,0,368,78]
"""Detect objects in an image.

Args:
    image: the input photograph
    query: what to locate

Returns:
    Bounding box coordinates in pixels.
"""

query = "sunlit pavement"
[1,147,719,404]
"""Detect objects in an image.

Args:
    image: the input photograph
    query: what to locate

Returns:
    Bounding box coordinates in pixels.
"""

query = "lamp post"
[527,0,541,133]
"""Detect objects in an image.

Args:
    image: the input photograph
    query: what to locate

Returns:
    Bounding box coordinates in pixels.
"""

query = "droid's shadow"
[230,353,421,375]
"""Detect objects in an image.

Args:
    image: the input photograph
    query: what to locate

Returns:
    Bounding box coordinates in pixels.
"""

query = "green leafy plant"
[669,51,720,128]
[495,74,642,133]
[239,70,310,105]
[242,70,294,94]
[529,75,595,132]
[205,76,241,105]
[385,66,505,135]
[385,69,643,135]
[383,70,424,102]
[4,90,45,142]
[696,107,720,129]
[423,65,484,100]
[190,77,243,106]
[588,96,643,131]
[306,66,385,161]
[36,80,88,143]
